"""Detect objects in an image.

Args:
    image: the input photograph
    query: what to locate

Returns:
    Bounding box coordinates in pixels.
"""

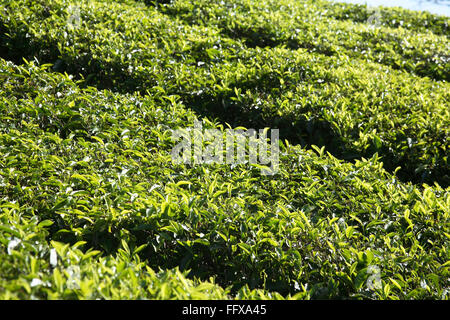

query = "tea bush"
[161,0,449,80]
[1,59,448,299]
[1,0,448,185]
[0,0,449,300]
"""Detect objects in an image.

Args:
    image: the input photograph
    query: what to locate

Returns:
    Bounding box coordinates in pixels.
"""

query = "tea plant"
[0,0,449,300]
[1,0,448,185]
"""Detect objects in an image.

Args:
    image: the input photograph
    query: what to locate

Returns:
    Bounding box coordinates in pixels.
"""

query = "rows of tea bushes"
[1,58,449,299]
[0,59,289,299]
[144,0,450,36]
[1,0,448,185]
[307,0,449,36]
[0,0,449,300]
[159,0,449,81]
[0,208,233,299]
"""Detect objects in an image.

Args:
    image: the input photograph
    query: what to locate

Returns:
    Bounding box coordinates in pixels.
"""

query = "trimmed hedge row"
[159,0,450,81]
[0,59,449,299]
[310,0,449,36]
[142,0,450,36]
[0,59,289,300]
[1,0,448,185]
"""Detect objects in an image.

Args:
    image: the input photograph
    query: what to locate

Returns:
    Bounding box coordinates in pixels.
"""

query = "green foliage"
[0,0,449,300]
[0,0,447,185]
[313,0,449,36]
[161,0,449,80]
[1,59,449,299]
